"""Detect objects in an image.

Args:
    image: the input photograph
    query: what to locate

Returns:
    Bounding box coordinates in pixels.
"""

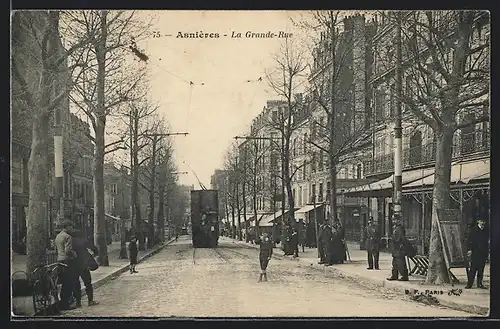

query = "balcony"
[364,130,490,176]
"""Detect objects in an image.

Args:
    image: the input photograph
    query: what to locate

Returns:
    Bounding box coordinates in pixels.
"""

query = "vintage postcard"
[11,10,490,318]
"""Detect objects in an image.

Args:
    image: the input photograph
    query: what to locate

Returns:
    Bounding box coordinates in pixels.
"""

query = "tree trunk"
[230,203,236,238]
[93,12,109,266]
[157,183,165,243]
[242,180,248,242]
[26,114,50,274]
[236,183,242,241]
[93,123,108,266]
[425,126,454,284]
[253,170,259,237]
[131,111,145,250]
[119,218,127,259]
[282,148,295,225]
[147,139,156,249]
[329,152,338,224]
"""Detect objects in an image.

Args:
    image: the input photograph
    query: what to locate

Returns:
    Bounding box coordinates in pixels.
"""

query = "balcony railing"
[364,131,490,176]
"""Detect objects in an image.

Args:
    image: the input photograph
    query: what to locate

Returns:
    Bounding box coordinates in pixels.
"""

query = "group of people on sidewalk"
[361,214,489,288]
[54,220,100,310]
[54,219,141,311]
[252,212,489,289]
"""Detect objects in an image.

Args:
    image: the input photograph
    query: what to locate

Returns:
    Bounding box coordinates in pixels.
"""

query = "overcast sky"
[137,10,312,188]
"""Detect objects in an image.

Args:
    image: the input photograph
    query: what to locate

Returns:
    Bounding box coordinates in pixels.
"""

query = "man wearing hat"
[387,215,409,281]
[364,216,381,270]
[466,219,489,289]
[54,219,78,310]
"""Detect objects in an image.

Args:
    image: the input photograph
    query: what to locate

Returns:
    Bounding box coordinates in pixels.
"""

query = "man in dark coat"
[364,217,381,270]
[255,233,273,282]
[387,216,409,281]
[291,228,299,258]
[320,222,334,266]
[317,222,326,264]
[466,219,489,289]
[71,230,100,307]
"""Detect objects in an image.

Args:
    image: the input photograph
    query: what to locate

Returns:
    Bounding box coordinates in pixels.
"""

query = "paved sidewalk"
[224,237,490,315]
[12,239,175,316]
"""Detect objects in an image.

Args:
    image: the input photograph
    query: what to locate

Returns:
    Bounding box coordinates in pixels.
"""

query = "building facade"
[104,163,132,242]
[345,11,490,253]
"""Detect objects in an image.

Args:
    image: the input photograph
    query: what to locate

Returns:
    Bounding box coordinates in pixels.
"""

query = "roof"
[403,157,489,189]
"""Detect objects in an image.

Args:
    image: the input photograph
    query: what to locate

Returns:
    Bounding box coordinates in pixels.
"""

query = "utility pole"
[393,12,403,221]
[54,107,64,232]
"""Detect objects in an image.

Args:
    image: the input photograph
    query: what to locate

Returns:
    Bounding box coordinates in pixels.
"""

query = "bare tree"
[67,10,151,265]
[123,100,158,250]
[223,144,242,239]
[12,11,95,273]
[156,139,175,243]
[300,11,374,221]
[381,11,490,284]
[137,115,172,248]
[241,131,274,236]
[266,38,309,227]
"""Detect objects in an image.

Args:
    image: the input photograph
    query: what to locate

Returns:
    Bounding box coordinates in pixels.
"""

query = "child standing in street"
[128,236,139,274]
[255,233,273,282]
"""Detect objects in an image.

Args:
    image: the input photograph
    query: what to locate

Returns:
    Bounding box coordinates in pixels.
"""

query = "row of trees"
[12,10,188,273]
[215,10,489,285]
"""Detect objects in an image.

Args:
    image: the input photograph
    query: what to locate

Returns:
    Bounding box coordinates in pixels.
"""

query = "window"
[110,183,118,195]
[110,196,115,211]
[319,183,324,202]
[299,186,303,206]
[356,163,363,179]
[311,152,317,173]
[318,151,324,171]
[302,160,306,180]
[375,88,383,121]
[303,133,308,154]
[311,184,316,203]
[272,111,278,123]
[326,181,331,201]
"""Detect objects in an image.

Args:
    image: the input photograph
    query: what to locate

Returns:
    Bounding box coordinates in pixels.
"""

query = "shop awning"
[344,167,435,197]
[258,208,299,227]
[403,157,489,190]
[295,204,324,221]
[256,213,276,227]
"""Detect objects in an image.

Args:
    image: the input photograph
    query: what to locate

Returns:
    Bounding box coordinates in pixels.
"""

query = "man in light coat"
[54,219,78,310]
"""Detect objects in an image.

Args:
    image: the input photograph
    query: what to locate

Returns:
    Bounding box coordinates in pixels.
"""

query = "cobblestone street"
[62,236,475,318]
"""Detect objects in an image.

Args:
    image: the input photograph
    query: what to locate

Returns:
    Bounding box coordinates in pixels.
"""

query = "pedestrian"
[175,233,179,242]
[387,215,409,281]
[70,230,100,307]
[54,219,78,310]
[320,221,334,266]
[364,217,381,270]
[128,236,139,274]
[255,233,273,282]
[317,222,326,264]
[330,218,347,264]
[291,228,299,258]
[466,219,489,289]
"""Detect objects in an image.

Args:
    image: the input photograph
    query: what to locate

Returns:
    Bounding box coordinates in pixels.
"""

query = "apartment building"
[292,14,376,242]
[345,11,490,253]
